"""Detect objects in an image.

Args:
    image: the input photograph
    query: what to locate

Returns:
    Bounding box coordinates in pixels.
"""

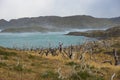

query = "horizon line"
[0,14,120,21]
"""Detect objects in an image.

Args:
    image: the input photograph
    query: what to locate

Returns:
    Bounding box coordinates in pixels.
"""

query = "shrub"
[35,71,61,80]
[116,70,120,79]
[111,43,120,48]
[0,62,7,68]
[70,73,81,80]
[28,54,35,59]
[13,64,23,72]
[3,55,9,60]
[78,71,90,80]
[13,64,33,73]
[70,71,104,80]
[0,49,17,56]
[65,61,77,66]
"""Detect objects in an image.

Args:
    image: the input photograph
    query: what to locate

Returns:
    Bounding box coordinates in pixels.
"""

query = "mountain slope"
[0,15,120,32]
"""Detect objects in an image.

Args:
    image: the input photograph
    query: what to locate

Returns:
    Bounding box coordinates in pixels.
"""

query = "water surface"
[0,32,94,49]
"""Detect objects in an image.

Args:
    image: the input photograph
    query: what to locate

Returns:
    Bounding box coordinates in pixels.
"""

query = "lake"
[0,32,94,49]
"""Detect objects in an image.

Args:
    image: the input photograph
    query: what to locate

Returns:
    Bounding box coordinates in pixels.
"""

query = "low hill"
[67,26,120,38]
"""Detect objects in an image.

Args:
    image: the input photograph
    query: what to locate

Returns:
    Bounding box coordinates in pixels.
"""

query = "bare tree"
[113,49,119,65]
[58,42,63,53]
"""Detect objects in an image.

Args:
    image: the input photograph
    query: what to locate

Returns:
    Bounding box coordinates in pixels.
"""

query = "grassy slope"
[0,37,120,80]
[67,26,120,38]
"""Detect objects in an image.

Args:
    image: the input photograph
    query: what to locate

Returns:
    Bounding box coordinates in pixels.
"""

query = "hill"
[0,15,120,32]
[67,26,120,38]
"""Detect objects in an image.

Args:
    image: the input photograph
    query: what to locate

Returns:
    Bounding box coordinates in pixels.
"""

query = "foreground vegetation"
[0,36,120,80]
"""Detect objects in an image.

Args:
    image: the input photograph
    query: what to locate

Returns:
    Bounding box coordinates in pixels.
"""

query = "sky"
[0,0,120,20]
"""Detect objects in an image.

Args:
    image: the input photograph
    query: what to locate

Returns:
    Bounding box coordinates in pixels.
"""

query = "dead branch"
[111,73,116,80]
[102,60,112,65]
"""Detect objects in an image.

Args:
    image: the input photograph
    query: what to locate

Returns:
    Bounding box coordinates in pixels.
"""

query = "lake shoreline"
[66,26,120,40]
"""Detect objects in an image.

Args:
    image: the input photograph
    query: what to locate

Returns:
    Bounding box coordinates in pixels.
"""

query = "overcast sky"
[0,0,120,20]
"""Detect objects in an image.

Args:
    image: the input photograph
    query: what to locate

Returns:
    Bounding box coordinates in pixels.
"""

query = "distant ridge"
[0,15,120,32]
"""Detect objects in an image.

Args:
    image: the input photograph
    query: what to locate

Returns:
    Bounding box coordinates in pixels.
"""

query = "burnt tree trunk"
[113,49,119,65]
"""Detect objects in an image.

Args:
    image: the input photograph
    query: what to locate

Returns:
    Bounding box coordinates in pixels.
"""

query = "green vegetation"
[28,54,36,59]
[3,55,9,60]
[0,62,7,68]
[0,49,17,56]
[70,71,104,80]
[13,64,24,72]
[116,70,120,79]
[40,71,59,80]
[65,61,78,66]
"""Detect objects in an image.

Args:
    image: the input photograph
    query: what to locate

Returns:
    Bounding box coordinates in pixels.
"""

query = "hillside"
[67,26,120,38]
[0,15,120,32]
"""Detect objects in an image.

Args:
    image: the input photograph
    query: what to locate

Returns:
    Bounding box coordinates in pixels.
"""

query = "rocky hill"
[0,15,120,32]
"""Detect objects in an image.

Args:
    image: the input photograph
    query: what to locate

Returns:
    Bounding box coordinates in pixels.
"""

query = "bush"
[13,64,33,73]
[3,55,9,60]
[78,71,90,80]
[116,70,120,79]
[31,63,41,67]
[13,64,23,72]
[65,61,77,66]
[0,49,17,56]
[28,54,35,59]
[0,62,7,68]
[70,73,81,80]
[35,71,61,80]
[111,43,120,48]
[70,71,104,80]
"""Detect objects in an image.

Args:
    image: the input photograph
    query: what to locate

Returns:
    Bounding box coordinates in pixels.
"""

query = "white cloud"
[51,0,100,16]
[0,0,120,20]
[0,0,55,20]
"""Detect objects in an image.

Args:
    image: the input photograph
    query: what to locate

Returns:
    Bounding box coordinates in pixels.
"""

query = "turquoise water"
[0,32,93,49]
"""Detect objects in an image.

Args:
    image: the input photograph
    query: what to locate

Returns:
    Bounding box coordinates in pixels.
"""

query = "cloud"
[0,0,55,20]
[0,0,120,20]
[52,0,98,16]
[52,0,120,18]
[87,0,120,18]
